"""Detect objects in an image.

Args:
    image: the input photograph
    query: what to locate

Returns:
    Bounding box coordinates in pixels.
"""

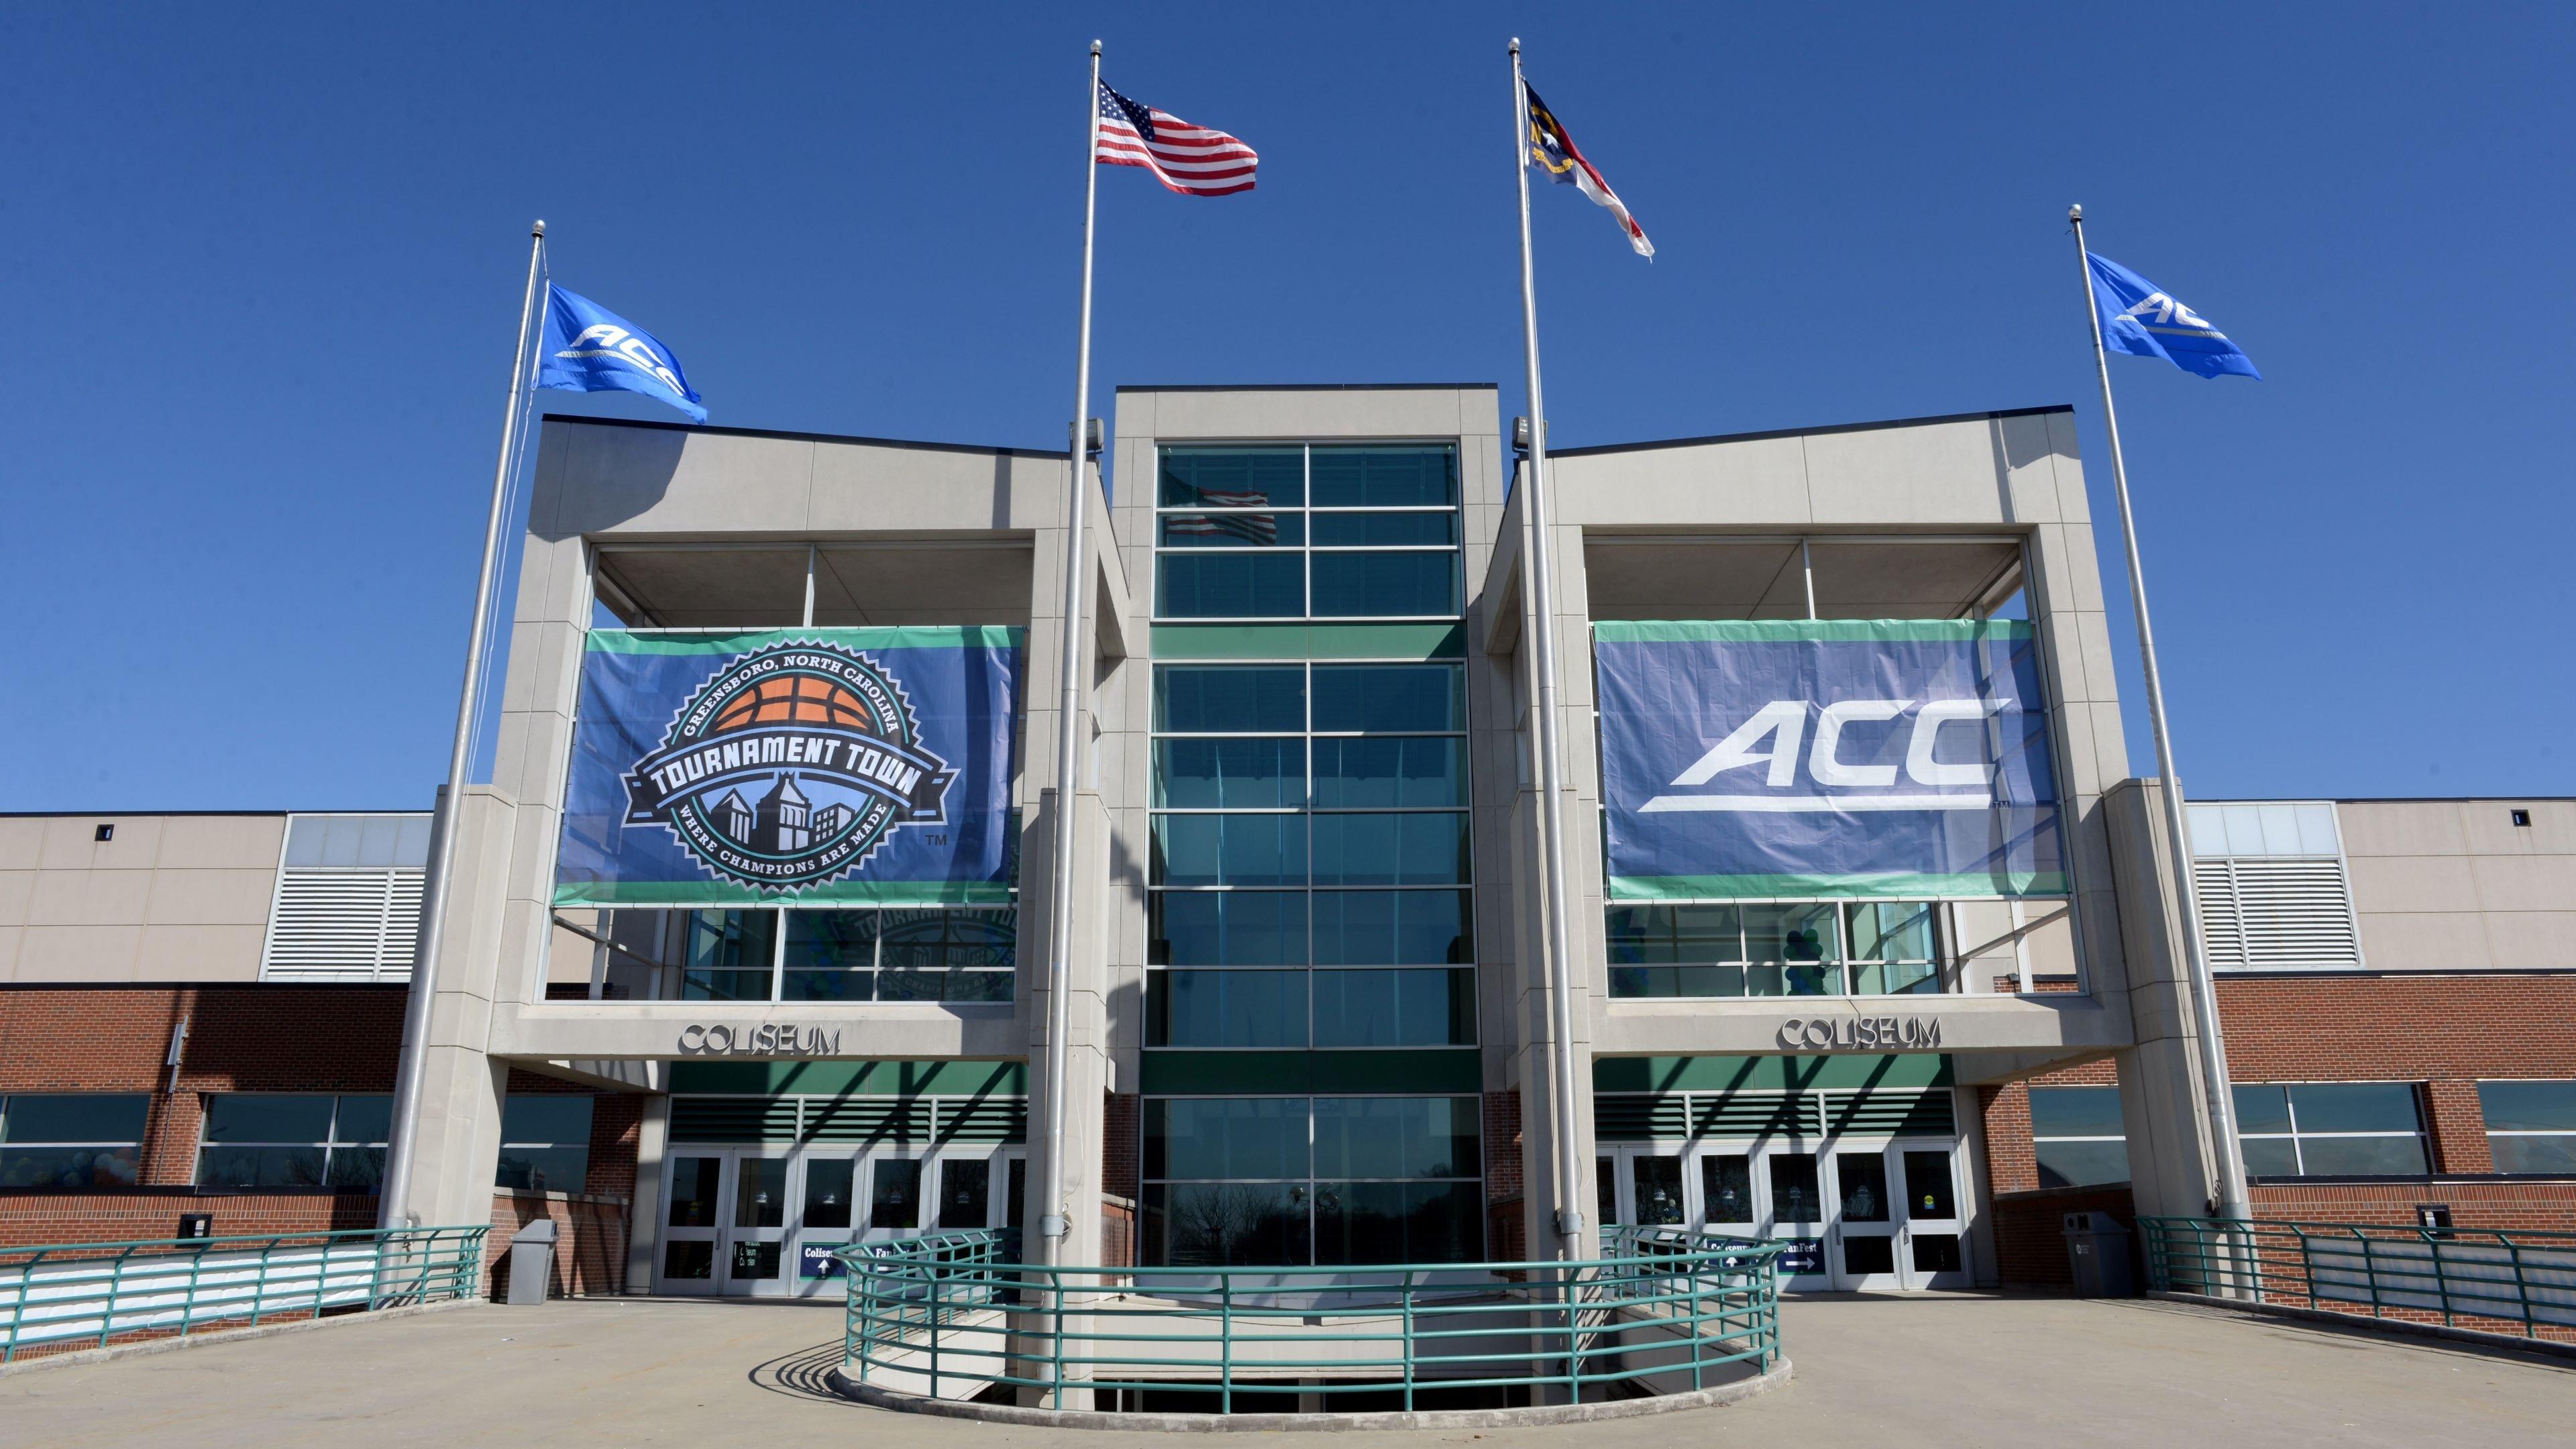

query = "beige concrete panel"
[152,816,286,871]
[0,872,31,927]
[0,820,41,871]
[14,924,142,980]
[1142,388,1485,441]
[560,428,816,537]
[1595,994,2130,1057]
[2037,608,2092,707]
[1994,412,2063,525]
[133,924,268,981]
[0,926,19,981]
[2334,800,2470,858]
[2030,523,2106,622]
[2347,853,2482,914]
[1801,418,2008,525]
[142,869,276,926]
[2075,612,2124,715]
[2461,798,2573,854]
[1558,435,1811,529]
[2042,409,2093,525]
[2351,910,2496,971]
[513,532,591,631]
[40,816,165,870]
[28,869,155,927]
[2468,853,2576,912]
[2476,912,2576,971]
[2082,702,2131,799]
[808,441,1034,533]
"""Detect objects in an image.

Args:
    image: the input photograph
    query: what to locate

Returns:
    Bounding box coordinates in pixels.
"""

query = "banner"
[1593,620,2065,899]
[554,627,1021,906]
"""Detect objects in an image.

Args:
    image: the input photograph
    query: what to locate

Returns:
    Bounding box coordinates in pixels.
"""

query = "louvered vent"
[2195,857,2362,970]
[1594,1094,1690,1142]
[803,1097,930,1144]
[1696,1093,1819,1140]
[1828,1089,1955,1137]
[260,867,425,981]
[670,1097,801,1143]
[936,1097,1030,1144]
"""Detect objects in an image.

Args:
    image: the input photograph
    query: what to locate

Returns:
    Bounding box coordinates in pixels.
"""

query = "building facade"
[7,389,2569,1302]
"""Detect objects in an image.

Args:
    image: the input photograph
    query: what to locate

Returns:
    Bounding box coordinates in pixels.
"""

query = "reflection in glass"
[939,1159,991,1229]
[1631,1156,1684,1226]
[869,1159,921,1230]
[1770,1155,1822,1225]
[1148,970,1307,1049]
[667,1157,721,1227]
[1835,1155,1890,1223]
[804,1159,855,1230]
[1903,1150,1956,1218]
[734,1158,787,1228]
[1152,738,1305,809]
[1150,890,1307,966]
[1146,1182,1309,1267]
[1703,1155,1754,1225]
[1310,969,1474,1047]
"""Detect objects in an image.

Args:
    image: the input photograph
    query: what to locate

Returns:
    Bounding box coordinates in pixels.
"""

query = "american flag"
[1095,81,1257,197]
[1163,490,1278,544]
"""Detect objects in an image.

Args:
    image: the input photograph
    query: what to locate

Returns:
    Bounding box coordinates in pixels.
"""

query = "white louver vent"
[2193,857,2362,971]
[260,868,425,981]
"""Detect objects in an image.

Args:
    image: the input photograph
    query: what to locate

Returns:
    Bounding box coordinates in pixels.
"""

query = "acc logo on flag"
[555,323,689,396]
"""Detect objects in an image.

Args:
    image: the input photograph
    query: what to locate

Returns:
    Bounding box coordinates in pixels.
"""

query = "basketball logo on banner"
[620,640,957,890]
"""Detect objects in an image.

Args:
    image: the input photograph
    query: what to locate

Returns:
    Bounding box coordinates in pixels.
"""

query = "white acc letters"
[1644,698,2005,814]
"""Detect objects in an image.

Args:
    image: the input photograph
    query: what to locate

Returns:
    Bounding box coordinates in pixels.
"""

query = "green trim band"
[1590,619,2034,645]
[554,881,1018,907]
[586,625,1026,655]
[669,1059,1027,1096]
[1593,1053,1953,1094]
[1608,871,2068,901]
[1150,623,1466,661]
[1138,1049,1482,1095]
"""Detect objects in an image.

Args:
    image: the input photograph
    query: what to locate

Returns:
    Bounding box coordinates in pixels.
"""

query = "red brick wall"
[2247,1179,2576,1233]
[1990,1183,2138,1288]
[1980,1057,2119,1197]
[487,1191,631,1297]
[1101,1091,1139,1201]
[0,1191,379,1249]
[1483,1089,1523,1203]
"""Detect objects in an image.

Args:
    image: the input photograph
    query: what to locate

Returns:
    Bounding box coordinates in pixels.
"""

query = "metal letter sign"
[1592,620,2065,898]
[555,627,1022,905]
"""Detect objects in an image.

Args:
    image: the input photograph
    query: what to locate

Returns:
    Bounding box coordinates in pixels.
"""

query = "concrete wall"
[2334,798,2576,972]
[0,814,284,983]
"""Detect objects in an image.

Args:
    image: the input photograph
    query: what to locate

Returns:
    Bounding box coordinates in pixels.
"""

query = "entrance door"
[792,1152,860,1294]
[1828,1147,1903,1289]
[861,1153,928,1241]
[721,1154,794,1296]
[1595,1146,1687,1233]
[1761,1148,1831,1285]
[1897,1143,1972,1289]
[660,1153,725,1295]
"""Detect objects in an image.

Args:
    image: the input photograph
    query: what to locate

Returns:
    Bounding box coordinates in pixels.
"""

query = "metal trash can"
[2062,1211,2135,1297]
[504,1218,559,1305]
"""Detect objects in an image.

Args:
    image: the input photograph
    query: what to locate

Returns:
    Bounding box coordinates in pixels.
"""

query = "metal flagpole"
[2068,203,2251,1222]
[1509,39,1587,1254]
[380,219,548,1228]
[1038,40,1104,1258]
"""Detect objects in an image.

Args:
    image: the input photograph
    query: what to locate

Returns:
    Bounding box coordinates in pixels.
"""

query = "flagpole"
[1038,39,1104,1259]
[1509,39,1587,1255]
[2068,203,2251,1222]
[380,219,547,1229]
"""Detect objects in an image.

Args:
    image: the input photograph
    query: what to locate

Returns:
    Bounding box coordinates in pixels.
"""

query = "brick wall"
[487,1191,631,1297]
[0,1191,378,1249]
[2247,1179,2576,1232]
[1979,1056,2118,1197]
[1990,1183,2138,1288]
[1102,1091,1139,1200]
[1482,1089,1523,1204]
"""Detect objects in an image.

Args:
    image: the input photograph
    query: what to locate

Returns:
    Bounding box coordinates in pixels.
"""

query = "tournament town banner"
[1592,619,2067,900]
[554,627,1022,906]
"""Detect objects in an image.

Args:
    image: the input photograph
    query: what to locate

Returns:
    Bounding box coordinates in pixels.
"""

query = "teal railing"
[1,1225,490,1362]
[839,1225,1785,1413]
[2139,1216,2576,1341]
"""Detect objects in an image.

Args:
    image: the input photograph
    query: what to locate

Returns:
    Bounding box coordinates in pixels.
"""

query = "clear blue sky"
[3,3,2568,811]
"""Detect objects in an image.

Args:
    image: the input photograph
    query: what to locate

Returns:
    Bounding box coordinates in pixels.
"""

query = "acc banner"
[554,627,1022,906]
[1593,620,2065,899]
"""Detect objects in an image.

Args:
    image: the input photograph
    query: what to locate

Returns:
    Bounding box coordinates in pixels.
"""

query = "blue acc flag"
[537,284,707,421]
[2088,252,2260,380]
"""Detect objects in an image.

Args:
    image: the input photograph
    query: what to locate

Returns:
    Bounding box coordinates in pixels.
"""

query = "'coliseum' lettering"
[1776,1016,1941,1051]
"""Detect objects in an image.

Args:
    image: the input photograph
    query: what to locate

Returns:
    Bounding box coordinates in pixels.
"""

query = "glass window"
[682,909,778,1001]
[1142,1094,1482,1267]
[1149,890,1307,966]
[1310,737,1462,808]
[1150,814,1307,887]
[1152,737,1305,809]
[1309,813,1468,885]
[496,1095,593,1195]
[2481,1081,2576,1175]
[1607,900,1949,998]
[2029,1085,2130,1189]
[1153,665,1305,733]
[0,1093,148,1189]
[1310,969,1474,1046]
[1311,890,1472,965]
[1157,445,1460,623]
[2233,1082,2428,1178]
[1702,1155,1754,1226]
[1311,665,1464,733]
[196,1093,390,1189]
[869,1159,921,1230]
[1148,971,1308,1049]
[284,813,434,869]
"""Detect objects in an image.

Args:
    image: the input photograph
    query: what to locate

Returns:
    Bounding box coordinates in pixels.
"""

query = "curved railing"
[2140,1216,2576,1342]
[837,1226,1786,1414]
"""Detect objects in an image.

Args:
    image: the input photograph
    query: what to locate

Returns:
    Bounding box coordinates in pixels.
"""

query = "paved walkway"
[6,1292,2569,1446]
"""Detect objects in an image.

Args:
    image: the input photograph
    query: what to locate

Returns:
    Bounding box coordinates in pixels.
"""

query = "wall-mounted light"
[94,823,113,842]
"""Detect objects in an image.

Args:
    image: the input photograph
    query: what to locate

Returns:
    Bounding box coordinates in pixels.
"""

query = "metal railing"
[839,1225,1785,1413]
[2139,1216,2576,1342]
[1,1225,490,1362]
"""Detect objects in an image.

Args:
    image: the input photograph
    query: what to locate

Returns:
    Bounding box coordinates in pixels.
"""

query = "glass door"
[659,1153,724,1295]
[1762,1148,1831,1285]
[1898,1143,1972,1289]
[1595,1146,1687,1236]
[721,1154,793,1296]
[792,1152,859,1294]
[861,1152,928,1242]
[932,1153,997,1230]
[1829,1147,1903,1291]
[1697,1150,1756,1237]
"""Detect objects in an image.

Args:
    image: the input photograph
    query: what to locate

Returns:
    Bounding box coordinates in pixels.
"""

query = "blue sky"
[3,3,2569,810]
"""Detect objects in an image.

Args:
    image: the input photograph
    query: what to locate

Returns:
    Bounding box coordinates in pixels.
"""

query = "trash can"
[2062,1211,2135,1297]
[504,1218,559,1305]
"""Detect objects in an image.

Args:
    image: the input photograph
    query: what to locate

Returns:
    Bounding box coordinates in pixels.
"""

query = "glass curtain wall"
[1142,1096,1483,1266]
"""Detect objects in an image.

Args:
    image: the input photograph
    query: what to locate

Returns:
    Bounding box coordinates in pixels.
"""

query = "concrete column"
[627,1093,671,1291]
[2103,781,2225,1219]
[399,788,520,1230]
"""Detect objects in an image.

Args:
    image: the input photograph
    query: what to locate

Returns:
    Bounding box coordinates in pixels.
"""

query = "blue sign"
[800,1243,847,1279]
[1593,620,2065,899]
[1775,1238,1824,1276]
[554,627,1022,906]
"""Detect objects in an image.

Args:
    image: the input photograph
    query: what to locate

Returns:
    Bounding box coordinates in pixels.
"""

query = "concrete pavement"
[5,1292,2569,1447]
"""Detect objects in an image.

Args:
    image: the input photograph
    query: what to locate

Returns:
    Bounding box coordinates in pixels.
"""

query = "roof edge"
[539,413,1069,460]
[1549,405,2077,459]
